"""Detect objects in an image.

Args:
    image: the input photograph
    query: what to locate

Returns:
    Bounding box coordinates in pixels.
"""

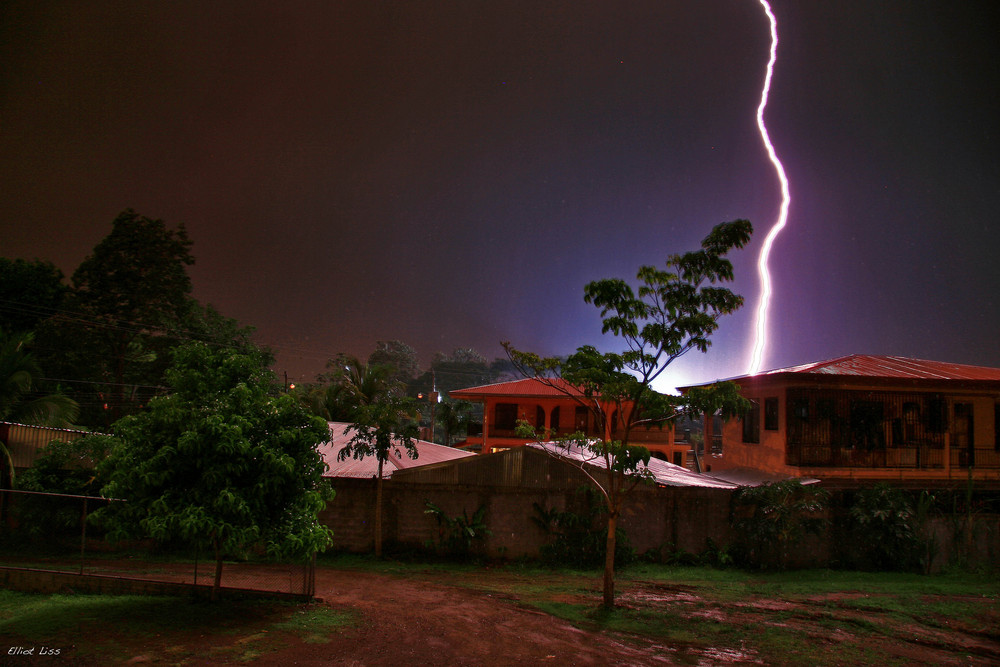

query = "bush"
[847,483,924,571]
[532,486,634,569]
[731,480,829,570]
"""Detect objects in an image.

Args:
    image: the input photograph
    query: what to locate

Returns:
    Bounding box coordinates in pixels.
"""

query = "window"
[927,395,947,433]
[995,403,1000,451]
[764,397,779,430]
[743,400,760,444]
[850,400,885,450]
[574,406,589,433]
[494,403,518,430]
[536,405,545,429]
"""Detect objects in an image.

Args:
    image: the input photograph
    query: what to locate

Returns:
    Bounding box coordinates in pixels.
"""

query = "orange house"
[450,378,688,465]
[683,355,1000,486]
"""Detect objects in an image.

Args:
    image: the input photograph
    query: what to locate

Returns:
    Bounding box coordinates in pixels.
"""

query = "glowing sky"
[2,1,998,391]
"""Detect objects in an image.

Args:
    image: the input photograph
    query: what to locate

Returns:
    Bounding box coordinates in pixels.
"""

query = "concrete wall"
[321,477,743,559]
[321,477,998,571]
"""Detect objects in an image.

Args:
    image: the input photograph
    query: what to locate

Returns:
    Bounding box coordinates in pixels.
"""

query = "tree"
[505,219,753,607]
[39,209,196,427]
[368,340,420,387]
[0,332,79,428]
[0,258,68,335]
[337,397,419,558]
[97,342,333,600]
[331,356,419,558]
[435,399,473,447]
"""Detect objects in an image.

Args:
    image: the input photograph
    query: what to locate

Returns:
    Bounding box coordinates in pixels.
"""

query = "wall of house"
[707,384,1000,482]
[708,388,790,474]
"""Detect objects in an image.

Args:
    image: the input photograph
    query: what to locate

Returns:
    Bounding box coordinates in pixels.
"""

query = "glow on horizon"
[748,0,790,375]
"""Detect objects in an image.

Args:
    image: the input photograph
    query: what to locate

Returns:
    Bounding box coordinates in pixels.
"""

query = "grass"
[4,556,997,665]
[0,589,358,663]
[322,555,999,666]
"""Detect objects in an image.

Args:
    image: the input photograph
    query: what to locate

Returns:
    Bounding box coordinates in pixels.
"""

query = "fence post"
[79,497,88,575]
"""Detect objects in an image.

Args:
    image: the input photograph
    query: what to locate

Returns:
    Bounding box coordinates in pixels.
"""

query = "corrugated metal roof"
[757,354,1000,381]
[319,421,474,478]
[450,377,583,399]
[528,442,738,489]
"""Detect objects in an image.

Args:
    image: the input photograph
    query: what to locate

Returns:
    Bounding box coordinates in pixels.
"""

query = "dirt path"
[247,570,679,666]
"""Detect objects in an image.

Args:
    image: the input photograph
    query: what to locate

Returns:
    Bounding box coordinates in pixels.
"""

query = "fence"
[0,489,315,598]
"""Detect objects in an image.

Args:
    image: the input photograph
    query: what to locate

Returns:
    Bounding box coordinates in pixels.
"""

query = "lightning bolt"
[748,0,790,375]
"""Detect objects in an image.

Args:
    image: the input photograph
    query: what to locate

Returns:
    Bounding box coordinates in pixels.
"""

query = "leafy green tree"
[0,258,68,335]
[505,219,753,607]
[38,209,196,427]
[368,340,420,386]
[97,342,333,599]
[435,399,472,447]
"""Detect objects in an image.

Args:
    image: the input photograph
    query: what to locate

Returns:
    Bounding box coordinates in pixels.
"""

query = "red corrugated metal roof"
[758,355,1000,381]
[450,377,583,399]
[528,442,738,489]
[319,422,475,478]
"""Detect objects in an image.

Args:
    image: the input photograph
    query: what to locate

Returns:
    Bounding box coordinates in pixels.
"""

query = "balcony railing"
[786,443,999,469]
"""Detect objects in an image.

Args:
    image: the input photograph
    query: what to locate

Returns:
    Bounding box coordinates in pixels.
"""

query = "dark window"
[764,397,779,430]
[995,403,1000,451]
[791,399,809,421]
[550,406,561,434]
[536,405,545,429]
[743,400,760,444]
[574,406,589,432]
[954,403,974,466]
[850,400,885,450]
[494,403,518,430]
[928,395,947,433]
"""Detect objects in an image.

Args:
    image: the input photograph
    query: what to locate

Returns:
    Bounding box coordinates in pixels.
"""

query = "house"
[319,421,474,478]
[449,378,690,466]
[682,355,1000,487]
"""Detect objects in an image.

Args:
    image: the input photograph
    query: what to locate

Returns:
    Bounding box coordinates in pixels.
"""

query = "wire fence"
[0,489,315,597]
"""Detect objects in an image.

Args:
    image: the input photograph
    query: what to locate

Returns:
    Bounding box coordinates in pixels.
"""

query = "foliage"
[368,340,421,386]
[0,331,79,430]
[35,209,198,427]
[732,480,829,570]
[502,219,753,607]
[17,434,113,497]
[435,399,472,447]
[333,359,420,558]
[532,487,634,569]
[0,257,68,335]
[96,342,333,597]
[5,434,113,544]
[424,501,492,558]
[845,483,926,571]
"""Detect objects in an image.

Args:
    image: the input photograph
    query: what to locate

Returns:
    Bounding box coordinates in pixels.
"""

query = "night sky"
[2,1,998,392]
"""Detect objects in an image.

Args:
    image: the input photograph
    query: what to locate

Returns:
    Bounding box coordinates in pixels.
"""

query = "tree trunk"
[212,539,223,602]
[603,511,618,608]
[375,459,384,558]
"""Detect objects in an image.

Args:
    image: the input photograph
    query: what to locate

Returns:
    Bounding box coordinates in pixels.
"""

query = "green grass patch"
[0,589,360,663]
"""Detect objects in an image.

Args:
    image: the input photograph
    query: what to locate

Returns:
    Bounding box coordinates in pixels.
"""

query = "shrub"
[731,480,829,570]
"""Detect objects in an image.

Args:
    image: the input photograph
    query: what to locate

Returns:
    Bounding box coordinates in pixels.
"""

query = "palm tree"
[0,332,80,486]
[333,356,418,557]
